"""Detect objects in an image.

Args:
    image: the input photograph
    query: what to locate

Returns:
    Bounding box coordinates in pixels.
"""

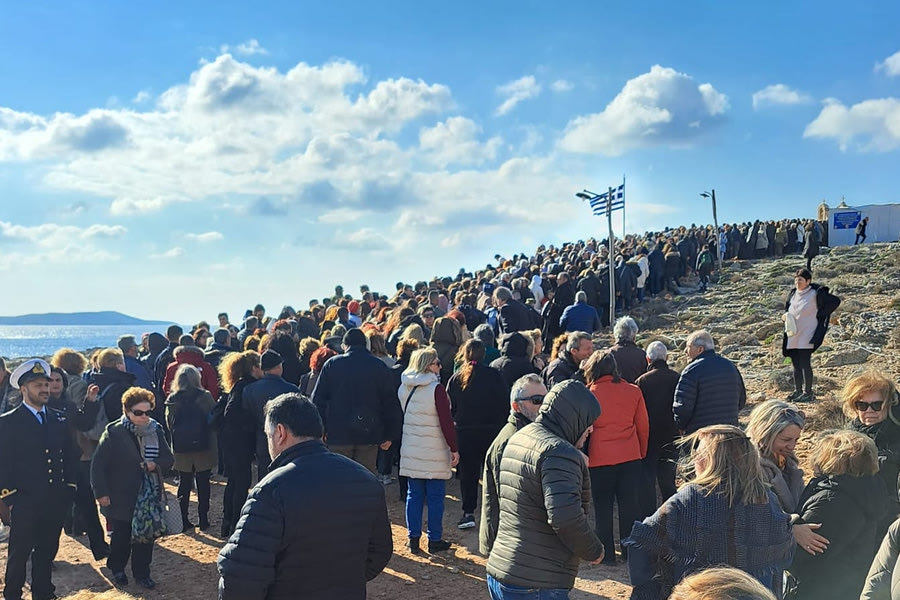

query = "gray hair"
[172,364,202,393]
[493,287,512,303]
[687,330,715,352]
[646,341,668,362]
[614,316,639,342]
[473,323,495,347]
[575,290,588,304]
[565,331,592,353]
[510,373,545,407]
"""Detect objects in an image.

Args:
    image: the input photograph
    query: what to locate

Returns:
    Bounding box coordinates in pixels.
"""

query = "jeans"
[487,575,570,599]
[406,478,445,541]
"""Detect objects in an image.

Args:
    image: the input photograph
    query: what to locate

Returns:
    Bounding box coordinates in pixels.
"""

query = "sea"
[0,325,171,360]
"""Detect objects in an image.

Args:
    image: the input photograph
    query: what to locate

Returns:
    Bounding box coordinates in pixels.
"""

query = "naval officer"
[0,359,80,600]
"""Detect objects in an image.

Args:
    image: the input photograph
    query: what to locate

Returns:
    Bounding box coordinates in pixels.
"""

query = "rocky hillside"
[622,241,900,437]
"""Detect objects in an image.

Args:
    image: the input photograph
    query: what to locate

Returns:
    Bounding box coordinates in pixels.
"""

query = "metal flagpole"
[621,175,626,239]
[607,186,616,324]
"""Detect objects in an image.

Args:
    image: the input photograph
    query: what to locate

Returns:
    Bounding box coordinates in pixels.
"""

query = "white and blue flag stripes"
[588,183,625,216]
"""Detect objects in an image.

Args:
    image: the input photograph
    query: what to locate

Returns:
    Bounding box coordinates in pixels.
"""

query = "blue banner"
[833,211,861,229]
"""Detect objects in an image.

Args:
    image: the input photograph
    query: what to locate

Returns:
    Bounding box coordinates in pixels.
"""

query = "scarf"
[626,484,794,599]
[122,415,160,461]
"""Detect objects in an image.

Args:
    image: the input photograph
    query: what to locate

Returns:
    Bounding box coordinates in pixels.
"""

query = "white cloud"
[0,220,125,269]
[418,117,502,167]
[752,84,813,109]
[495,76,541,116]
[151,246,185,259]
[558,65,729,156]
[803,97,900,152]
[875,50,900,77]
[220,39,269,56]
[133,90,152,104]
[551,79,574,93]
[185,231,224,243]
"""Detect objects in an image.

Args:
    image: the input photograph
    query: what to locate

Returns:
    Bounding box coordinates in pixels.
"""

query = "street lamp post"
[701,189,723,273]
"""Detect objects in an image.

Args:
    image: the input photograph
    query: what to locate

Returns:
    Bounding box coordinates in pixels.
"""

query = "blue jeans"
[487,575,569,599]
[406,478,445,541]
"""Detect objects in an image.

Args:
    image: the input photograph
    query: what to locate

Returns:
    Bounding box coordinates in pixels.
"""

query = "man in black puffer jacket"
[490,332,538,389]
[485,380,605,595]
[673,330,746,434]
[218,393,392,600]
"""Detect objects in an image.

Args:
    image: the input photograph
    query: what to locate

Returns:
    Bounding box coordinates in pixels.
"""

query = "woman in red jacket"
[584,349,649,565]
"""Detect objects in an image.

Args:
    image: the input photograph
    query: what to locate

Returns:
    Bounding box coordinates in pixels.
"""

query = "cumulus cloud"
[0,220,125,268]
[551,79,574,93]
[220,39,269,56]
[151,246,185,259]
[495,76,541,116]
[185,231,224,243]
[752,84,813,109]
[559,65,729,156]
[875,50,900,77]
[418,117,502,167]
[803,97,900,152]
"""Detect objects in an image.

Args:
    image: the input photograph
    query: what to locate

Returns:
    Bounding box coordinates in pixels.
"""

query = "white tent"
[829,203,900,246]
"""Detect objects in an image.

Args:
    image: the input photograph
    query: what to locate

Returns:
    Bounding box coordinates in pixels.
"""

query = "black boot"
[428,539,452,553]
[408,536,421,555]
[180,495,195,530]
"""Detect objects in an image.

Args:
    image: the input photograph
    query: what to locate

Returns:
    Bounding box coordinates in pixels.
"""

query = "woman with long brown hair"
[446,339,509,530]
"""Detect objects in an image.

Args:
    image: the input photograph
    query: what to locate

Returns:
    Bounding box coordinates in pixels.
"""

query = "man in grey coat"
[485,379,605,598]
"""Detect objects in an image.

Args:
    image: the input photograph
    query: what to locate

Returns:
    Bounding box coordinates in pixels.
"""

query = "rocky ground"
[1,242,898,599]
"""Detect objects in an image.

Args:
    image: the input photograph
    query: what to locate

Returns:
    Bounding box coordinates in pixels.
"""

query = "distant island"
[0,311,173,326]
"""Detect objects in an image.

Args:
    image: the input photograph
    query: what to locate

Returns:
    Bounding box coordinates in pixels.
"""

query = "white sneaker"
[379,475,394,485]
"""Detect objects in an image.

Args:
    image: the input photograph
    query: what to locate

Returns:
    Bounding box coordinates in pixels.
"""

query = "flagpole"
[607,186,616,326]
[621,175,626,239]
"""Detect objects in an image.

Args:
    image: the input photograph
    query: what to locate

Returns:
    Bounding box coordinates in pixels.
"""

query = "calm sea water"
[0,325,171,359]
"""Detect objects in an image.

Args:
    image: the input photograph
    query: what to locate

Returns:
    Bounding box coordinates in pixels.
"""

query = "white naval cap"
[9,359,52,389]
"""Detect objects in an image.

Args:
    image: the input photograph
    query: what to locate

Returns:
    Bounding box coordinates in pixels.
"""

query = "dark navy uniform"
[0,403,79,600]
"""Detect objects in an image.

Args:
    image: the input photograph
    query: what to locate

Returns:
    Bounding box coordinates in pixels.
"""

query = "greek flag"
[588,183,625,216]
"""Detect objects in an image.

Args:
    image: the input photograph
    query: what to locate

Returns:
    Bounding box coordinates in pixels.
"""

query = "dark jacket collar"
[648,359,669,372]
[269,439,327,470]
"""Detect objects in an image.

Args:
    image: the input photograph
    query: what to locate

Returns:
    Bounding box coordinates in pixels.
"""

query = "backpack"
[170,390,211,453]
[83,384,116,442]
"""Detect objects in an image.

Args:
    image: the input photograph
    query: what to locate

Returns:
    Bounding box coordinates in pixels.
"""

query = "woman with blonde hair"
[165,364,216,531]
[844,370,900,535]
[670,566,776,600]
[787,430,887,599]
[626,425,793,599]
[747,401,830,556]
[399,347,459,554]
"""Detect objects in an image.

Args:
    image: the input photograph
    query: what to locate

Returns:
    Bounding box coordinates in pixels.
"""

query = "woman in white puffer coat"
[399,347,459,555]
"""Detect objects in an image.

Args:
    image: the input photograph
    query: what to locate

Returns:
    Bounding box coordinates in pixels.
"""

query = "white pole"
[607,187,616,323]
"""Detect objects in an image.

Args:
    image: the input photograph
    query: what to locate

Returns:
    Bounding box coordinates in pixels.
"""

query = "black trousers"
[638,447,678,520]
[4,494,68,600]
[222,453,253,531]
[789,349,814,394]
[75,460,108,557]
[855,233,866,245]
[107,518,153,579]
[590,460,642,562]
[457,428,495,515]
[177,469,211,523]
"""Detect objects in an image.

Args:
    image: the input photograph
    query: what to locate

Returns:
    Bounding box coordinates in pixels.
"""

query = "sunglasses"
[130,409,152,417]
[520,394,545,405]
[856,401,884,413]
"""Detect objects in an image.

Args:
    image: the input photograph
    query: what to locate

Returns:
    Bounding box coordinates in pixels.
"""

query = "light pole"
[700,189,723,273]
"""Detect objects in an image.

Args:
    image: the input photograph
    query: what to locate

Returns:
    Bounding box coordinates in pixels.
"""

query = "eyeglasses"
[519,394,545,405]
[130,409,152,417]
[856,401,884,413]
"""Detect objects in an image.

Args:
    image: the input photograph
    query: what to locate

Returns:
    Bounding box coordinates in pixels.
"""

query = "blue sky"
[1,2,898,322]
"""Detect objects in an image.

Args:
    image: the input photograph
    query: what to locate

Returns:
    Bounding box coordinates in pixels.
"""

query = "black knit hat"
[260,350,283,371]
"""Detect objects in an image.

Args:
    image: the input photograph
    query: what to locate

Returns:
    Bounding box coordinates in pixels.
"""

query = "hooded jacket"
[790,474,889,600]
[163,347,221,400]
[861,518,900,600]
[486,380,604,589]
[431,317,462,385]
[490,333,538,389]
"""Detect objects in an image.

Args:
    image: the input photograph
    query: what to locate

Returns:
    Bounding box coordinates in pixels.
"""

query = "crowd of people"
[1,212,896,600]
